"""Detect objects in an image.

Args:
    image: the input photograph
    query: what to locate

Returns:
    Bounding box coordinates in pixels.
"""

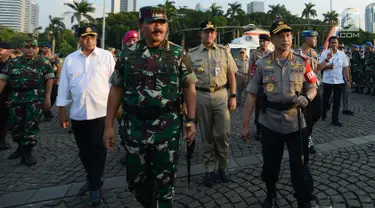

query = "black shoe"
[297,201,311,208]
[8,146,22,160]
[120,155,127,165]
[203,172,215,187]
[78,182,90,196]
[309,145,317,154]
[322,114,326,121]
[89,189,102,206]
[68,129,74,134]
[0,142,11,151]
[218,168,230,183]
[262,195,277,208]
[20,146,37,166]
[343,110,354,115]
[331,121,343,127]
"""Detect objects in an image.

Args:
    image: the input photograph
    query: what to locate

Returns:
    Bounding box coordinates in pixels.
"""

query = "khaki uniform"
[188,43,237,172]
[247,51,317,134]
[235,58,249,102]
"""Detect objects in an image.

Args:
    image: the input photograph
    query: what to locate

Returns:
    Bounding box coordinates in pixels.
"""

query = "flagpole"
[101,0,106,48]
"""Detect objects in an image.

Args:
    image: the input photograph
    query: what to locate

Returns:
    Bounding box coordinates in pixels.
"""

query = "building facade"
[112,0,137,13]
[340,8,360,31]
[247,1,265,14]
[365,3,375,33]
[0,0,38,33]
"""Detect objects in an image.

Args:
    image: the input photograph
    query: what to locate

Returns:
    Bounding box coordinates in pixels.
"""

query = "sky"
[35,0,372,30]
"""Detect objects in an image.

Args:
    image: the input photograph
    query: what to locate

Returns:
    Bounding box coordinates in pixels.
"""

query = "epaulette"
[217,45,227,50]
[293,51,308,60]
[188,46,199,52]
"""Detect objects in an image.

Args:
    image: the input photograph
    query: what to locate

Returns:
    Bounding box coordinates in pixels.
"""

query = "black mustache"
[152,29,163,33]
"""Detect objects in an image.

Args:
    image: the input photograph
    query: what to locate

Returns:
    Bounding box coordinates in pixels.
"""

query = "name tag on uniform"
[214,67,221,76]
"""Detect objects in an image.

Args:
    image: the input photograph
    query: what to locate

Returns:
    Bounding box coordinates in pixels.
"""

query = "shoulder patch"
[188,46,199,52]
[217,45,227,50]
[293,51,307,60]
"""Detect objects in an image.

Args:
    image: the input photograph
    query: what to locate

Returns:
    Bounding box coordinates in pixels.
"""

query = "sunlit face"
[125,37,139,47]
[22,45,38,58]
[271,31,293,52]
[305,36,317,48]
[79,35,97,51]
[200,29,217,46]
[41,46,51,55]
[329,38,339,50]
[259,39,270,49]
[0,48,12,60]
[139,20,168,44]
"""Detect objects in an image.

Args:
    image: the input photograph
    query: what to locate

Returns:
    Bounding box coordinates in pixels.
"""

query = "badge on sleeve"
[197,67,204,72]
[266,83,275,93]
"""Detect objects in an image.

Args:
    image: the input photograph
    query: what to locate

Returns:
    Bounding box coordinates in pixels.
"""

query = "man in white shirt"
[56,26,115,205]
[318,36,351,127]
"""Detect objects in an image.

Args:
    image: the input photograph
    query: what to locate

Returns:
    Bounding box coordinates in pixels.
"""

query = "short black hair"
[329,36,339,43]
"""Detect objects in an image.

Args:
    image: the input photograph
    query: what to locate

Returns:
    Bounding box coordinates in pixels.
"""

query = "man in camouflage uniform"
[249,34,272,141]
[235,48,249,105]
[40,42,62,121]
[0,38,54,166]
[103,6,197,208]
[294,30,321,154]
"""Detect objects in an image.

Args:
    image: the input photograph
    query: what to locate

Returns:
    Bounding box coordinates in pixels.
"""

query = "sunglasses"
[24,45,37,49]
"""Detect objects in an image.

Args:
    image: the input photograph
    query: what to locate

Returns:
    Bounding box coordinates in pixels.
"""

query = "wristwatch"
[230,94,236,98]
[186,118,197,124]
[304,95,312,103]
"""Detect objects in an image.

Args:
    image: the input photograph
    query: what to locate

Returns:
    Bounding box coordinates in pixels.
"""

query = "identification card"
[214,67,221,76]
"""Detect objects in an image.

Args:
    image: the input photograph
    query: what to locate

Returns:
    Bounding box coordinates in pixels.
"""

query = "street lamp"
[101,0,106,48]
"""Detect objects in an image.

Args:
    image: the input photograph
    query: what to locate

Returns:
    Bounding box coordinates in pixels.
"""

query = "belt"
[196,85,225,93]
[236,72,248,76]
[265,100,296,111]
[124,101,179,120]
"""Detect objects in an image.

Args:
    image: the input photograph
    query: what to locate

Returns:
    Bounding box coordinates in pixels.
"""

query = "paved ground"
[1,92,375,207]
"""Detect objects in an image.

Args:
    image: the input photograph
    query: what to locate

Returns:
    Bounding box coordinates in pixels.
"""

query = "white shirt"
[319,49,349,84]
[56,47,115,121]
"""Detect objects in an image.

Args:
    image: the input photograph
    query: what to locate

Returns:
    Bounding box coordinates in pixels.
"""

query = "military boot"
[218,168,230,183]
[203,172,215,187]
[8,145,22,160]
[20,146,37,166]
[297,201,312,208]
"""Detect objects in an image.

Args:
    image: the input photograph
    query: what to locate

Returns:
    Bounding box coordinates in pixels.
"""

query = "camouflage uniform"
[0,39,55,150]
[109,35,196,208]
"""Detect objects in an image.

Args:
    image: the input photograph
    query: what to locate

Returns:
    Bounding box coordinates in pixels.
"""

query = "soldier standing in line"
[0,38,55,166]
[39,42,62,121]
[248,34,272,141]
[103,6,197,208]
[235,48,249,106]
[188,20,238,187]
[294,30,321,154]
[0,42,13,151]
[241,20,317,208]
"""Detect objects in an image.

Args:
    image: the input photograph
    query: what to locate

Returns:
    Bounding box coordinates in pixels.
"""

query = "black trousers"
[71,117,107,190]
[0,104,8,142]
[304,92,322,136]
[261,126,313,202]
[322,83,345,122]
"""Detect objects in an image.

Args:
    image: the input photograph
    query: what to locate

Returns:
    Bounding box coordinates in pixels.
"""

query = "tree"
[301,2,317,25]
[323,11,339,25]
[33,26,42,38]
[267,4,285,21]
[47,15,66,53]
[209,3,224,17]
[64,0,96,33]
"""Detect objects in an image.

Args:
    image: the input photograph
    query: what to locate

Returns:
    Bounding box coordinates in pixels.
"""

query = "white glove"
[295,96,309,108]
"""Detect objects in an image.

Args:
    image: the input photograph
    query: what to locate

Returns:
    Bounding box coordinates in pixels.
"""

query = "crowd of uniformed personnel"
[1,4,375,208]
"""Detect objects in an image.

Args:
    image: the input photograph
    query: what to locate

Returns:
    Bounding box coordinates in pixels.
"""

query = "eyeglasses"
[24,45,37,49]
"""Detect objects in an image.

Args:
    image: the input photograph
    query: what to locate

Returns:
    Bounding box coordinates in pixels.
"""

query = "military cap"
[270,20,292,36]
[0,42,12,49]
[365,41,374,47]
[259,34,270,41]
[301,30,318,37]
[139,6,168,23]
[22,38,38,47]
[352,44,359,49]
[76,26,98,37]
[39,42,52,48]
[200,20,217,31]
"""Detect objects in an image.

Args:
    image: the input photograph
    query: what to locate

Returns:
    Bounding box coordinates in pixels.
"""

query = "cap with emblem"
[39,42,52,48]
[259,34,270,41]
[0,42,12,49]
[139,6,168,23]
[301,30,318,38]
[270,20,292,36]
[76,26,98,37]
[22,38,38,47]
[200,20,216,31]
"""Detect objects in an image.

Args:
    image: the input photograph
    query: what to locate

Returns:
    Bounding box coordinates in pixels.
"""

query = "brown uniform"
[188,43,237,172]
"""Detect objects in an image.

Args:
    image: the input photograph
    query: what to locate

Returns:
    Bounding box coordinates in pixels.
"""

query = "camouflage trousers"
[122,115,180,208]
[8,102,43,146]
